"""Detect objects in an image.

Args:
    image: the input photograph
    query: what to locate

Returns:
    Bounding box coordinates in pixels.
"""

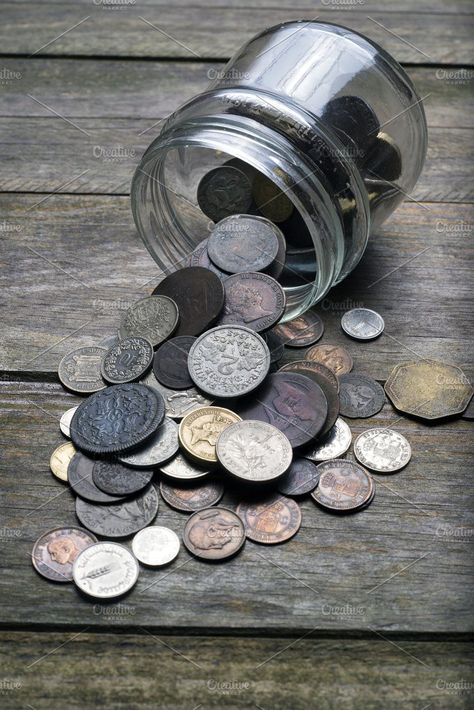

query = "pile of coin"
[32,210,473,600]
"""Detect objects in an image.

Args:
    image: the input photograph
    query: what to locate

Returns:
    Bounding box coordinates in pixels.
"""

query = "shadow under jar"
[131,21,428,321]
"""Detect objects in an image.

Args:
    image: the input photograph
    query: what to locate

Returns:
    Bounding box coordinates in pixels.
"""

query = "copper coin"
[183,507,245,561]
[237,372,328,448]
[305,344,353,376]
[207,215,281,274]
[339,374,385,418]
[68,452,126,504]
[277,458,320,496]
[216,272,286,332]
[152,267,224,337]
[311,459,374,513]
[237,494,301,544]
[153,336,196,390]
[252,172,294,223]
[273,311,324,347]
[160,479,224,512]
[32,526,97,582]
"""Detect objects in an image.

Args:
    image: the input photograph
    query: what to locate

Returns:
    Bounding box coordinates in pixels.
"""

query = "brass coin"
[178,406,241,465]
[49,442,76,482]
[305,343,353,376]
[385,360,473,421]
[237,494,302,544]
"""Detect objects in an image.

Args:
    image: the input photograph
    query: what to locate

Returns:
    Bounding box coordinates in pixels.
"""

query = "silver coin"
[72,542,139,599]
[119,295,179,347]
[303,418,352,461]
[159,452,210,481]
[188,325,270,398]
[216,420,292,483]
[354,428,411,473]
[101,336,154,384]
[207,215,280,274]
[59,405,79,438]
[341,308,385,340]
[75,485,159,538]
[58,346,107,394]
[141,369,213,418]
[132,526,180,567]
[118,417,179,468]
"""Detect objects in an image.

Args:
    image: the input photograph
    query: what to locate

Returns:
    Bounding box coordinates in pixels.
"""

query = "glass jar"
[131,21,427,321]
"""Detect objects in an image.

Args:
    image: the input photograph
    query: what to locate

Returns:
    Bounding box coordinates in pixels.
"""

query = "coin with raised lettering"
[58,346,107,394]
[160,479,224,512]
[279,360,339,437]
[118,417,179,468]
[179,406,242,464]
[305,343,353,376]
[32,527,97,582]
[59,406,79,438]
[160,452,211,481]
[311,460,374,513]
[338,374,385,418]
[273,311,324,347]
[72,542,139,598]
[68,452,126,504]
[277,458,320,496]
[303,417,352,462]
[92,459,154,496]
[237,494,301,544]
[183,507,245,561]
[354,428,411,473]
[341,308,384,341]
[101,336,153,384]
[207,215,280,274]
[132,526,180,567]
[153,336,196,390]
[50,441,76,482]
[75,484,159,538]
[119,295,179,347]
[197,165,253,223]
[216,272,286,332]
[141,369,213,419]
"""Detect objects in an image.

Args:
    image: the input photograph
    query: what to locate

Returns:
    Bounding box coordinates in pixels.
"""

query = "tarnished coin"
[216,420,293,483]
[68,452,126,504]
[59,406,79,438]
[305,343,353,376]
[58,346,107,394]
[183,507,245,561]
[354,428,411,473]
[72,542,139,598]
[75,484,159,537]
[70,383,165,454]
[341,308,385,341]
[207,215,280,274]
[152,267,224,337]
[32,527,97,582]
[119,295,179,347]
[277,458,320,496]
[153,336,196,390]
[364,132,402,182]
[339,374,385,418]
[118,417,179,468]
[188,325,270,398]
[262,330,285,364]
[197,165,253,223]
[141,369,213,419]
[179,406,242,464]
[216,272,286,332]
[252,172,294,223]
[101,336,153,384]
[385,360,473,421]
[265,220,286,281]
[279,360,339,437]
[92,459,153,496]
[186,239,227,280]
[237,372,328,448]
[50,441,76,482]
[303,417,352,462]
[160,452,211,481]
[273,311,324,347]
[237,494,301,544]
[160,479,224,512]
[312,460,374,513]
[132,526,180,567]
[462,396,474,420]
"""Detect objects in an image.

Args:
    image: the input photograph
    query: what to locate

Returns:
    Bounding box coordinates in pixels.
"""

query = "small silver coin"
[207,215,280,274]
[118,417,179,468]
[59,406,79,438]
[119,295,179,347]
[101,336,153,384]
[72,542,139,599]
[354,428,411,473]
[141,370,214,419]
[303,418,352,461]
[341,308,385,340]
[131,526,180,567]
[58,346,107,394]
[159,452,210,481]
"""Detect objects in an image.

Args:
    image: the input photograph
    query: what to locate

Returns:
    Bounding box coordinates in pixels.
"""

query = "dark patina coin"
[101,336,154,384]
[75,484,159,538]
[186,239,227,280]
[277,458,320,496]
[323,96,379,161]
[237,372,328,448]
[160,479,224,512]
[262,329,285,364]
[207,215,280,274]
[70,383,165,454]
[92,459,154,496]
[197,165,253,223]
[152,267,224,337]
[339,374,385,418]
[67,452,126,504]
[273,311,324,347]
[118,417,179,468]
[153,336,196,389]
[363,132,402,182]
[216,272,286,332]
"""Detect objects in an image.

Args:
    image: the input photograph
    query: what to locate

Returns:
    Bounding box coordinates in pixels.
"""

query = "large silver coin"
[58,346,107,394]
[59,405,79,438]
[119,295,179,347]
[132,526,180,567]
[141,369,213,419]
[188,325,270,398]
[341,308,384,340]
[75,485,159,537]
[72,542,139,599]
[118,417,179,468]
[216,420,292,483]
[303,418,352,462]
[159,452,210,481]
[207,215,281,274]
[354,428,411,473]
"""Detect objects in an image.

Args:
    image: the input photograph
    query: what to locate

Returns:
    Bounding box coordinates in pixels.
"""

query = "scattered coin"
[237,494,301,544]
[160,479,224,512]
[188,325,270,398]
[92,459,154,497]
[141,369,213,419]
[338,374,385,418]
[101,336,153,384]
[354,428,411,473]
[216,272,286,332]
[341,308,385,340]
[179,406,242,465]
[119,295,179,347]
[197,165,253,223]
[207,215,280,274]
[70,383,165,454]
[118,417,179,468]
[132,526,180,567]
[58,346,107,394]
[462,396,474,420]
[311,460,374,513]
[277,458,320,496]
[262,329,285,364]
[32,527,97,582]
[183,507,245,561]
[72,542,139,598]
[75,484,159,538]
[160,452,211,481]
[217,420,293,483]
[153,336,196,390]
[59,406,79,438]
[68,451,126,504]
[303,417,352,461]
[305,343,353,375]
[252,172,294,223]
[50,441,76,482]
[273,311,324,347]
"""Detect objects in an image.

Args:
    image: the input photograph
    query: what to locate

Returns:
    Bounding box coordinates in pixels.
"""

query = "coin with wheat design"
[72,542,139,598]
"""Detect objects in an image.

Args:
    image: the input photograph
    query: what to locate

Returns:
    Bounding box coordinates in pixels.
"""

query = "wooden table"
[1,2,473,707]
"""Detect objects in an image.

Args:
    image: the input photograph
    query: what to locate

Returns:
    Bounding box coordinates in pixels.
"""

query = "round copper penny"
[311,459,374,513]
[183,507,245,561]
[237,494,301,544]
[216,272,286,332]
[160,479,224,512]
[273,311,324,347]
[32,526,97,582]
[305,343,353,376]
[153,336,196,390]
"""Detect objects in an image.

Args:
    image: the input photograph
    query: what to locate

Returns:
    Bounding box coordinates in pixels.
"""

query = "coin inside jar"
[50,441,76,482]
[132,526,180,567]
[72,542,139,598]
[207,215,281,274]
[153,336,196,390]
[237,494,301,544]
[252,172,294,223]
[179,406,242,465]
[183,507,245,561]
[160,479,224,512]
[311,460,374,513]
[197,164,253,223]
[216,272,286,332]
[32,526,97,582]
[354,428,411,473]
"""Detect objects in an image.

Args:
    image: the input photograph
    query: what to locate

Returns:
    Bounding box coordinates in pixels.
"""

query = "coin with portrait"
[32,527,97,582]
[183,507,245,561]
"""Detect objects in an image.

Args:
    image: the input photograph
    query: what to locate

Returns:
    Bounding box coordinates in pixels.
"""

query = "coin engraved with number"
[119,417,179,468]
[339,374,385,418]
[119,295,179,347]
[237,494,301,544]
[216,272,286,332]
[183,507,245,561]
[273,311,324,347]
[101,336,153,384]
[312,460,374,512]
[75,484,159,538]
[132,526,180,567]
[141,369,213,419]
[58,346,107,394]
[179,406,242,464]
[341,308,385,340]
[92,459,154,496]
[160,479,224,512]
[303,417,352,462]
[305,343,353,376]
[50,441,76,482]
[354,428,411,473]
[188,325,270,398]
[72,542,139,598]
[32,527,97,582]
[207,215,280,274]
